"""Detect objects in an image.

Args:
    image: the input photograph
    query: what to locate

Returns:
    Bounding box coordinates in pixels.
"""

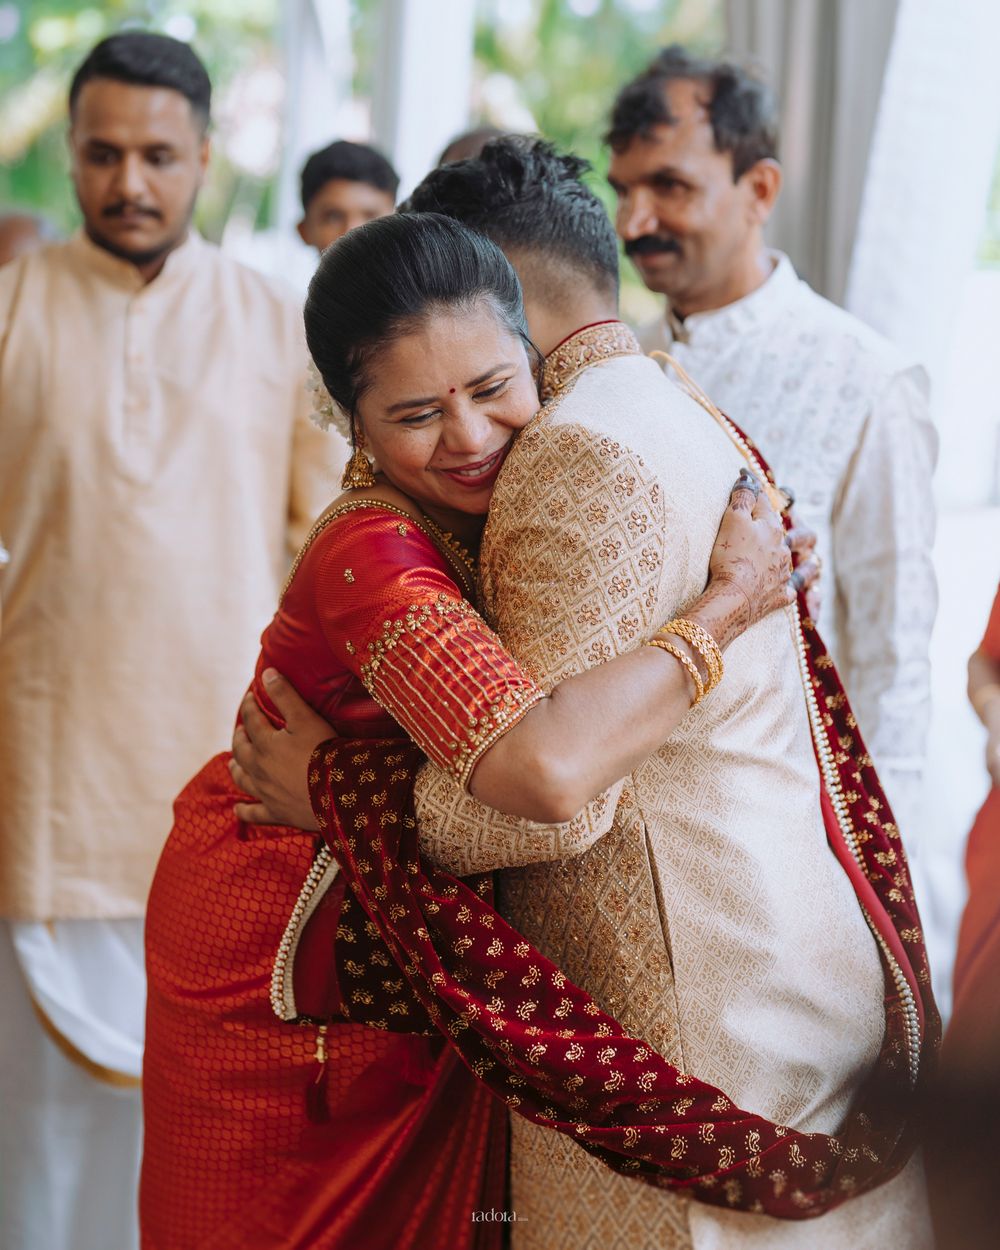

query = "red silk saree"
[141,502,541,1249]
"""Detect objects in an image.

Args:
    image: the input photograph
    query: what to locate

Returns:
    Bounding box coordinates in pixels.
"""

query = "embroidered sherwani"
[637,254,937,840]
[414,324,931,1249]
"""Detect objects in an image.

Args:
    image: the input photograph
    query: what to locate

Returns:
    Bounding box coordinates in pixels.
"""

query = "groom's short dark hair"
[401,136,620,301]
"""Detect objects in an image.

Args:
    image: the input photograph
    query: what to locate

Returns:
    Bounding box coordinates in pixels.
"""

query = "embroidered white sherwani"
[414,325,931,1249]
[637,254,937,840]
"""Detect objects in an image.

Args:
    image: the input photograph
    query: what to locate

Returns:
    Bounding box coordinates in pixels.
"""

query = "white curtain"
[277,0,354,234]
[845,0,1000,372]
[371,0,476,198]
[725,0,898,304]
[846,0,1000,1020]
[256,0,355,288]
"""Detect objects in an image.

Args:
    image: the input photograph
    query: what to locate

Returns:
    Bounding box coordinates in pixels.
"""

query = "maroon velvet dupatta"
[304,433,939,1222]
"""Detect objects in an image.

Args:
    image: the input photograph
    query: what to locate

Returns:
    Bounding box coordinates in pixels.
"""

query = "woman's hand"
[687,470,819,651]
[786,507,822,621]
[229,670,334,830]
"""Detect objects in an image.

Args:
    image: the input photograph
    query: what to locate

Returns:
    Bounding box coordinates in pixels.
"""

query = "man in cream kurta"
[0,33,344,1250]
[403,140,931,1248]
[607,50,937,840]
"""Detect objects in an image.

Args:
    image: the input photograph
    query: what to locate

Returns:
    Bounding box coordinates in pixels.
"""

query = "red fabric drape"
[302,428,937,1222]
[308,596,937,1221]
[927,583,1000,1250]
[142,758,506,1250]
[951,583,1000,1004]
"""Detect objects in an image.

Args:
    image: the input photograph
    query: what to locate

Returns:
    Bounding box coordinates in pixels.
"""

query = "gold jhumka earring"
[341,425,376,490]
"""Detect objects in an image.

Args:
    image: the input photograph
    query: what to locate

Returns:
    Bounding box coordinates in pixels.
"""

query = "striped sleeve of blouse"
[315,505,544,787]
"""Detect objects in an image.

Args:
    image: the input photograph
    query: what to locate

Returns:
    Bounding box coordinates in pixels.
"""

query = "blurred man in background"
[437,123,506,165]
[607,45,937,841]
[297,138,398,254]
[0,31,343,1250]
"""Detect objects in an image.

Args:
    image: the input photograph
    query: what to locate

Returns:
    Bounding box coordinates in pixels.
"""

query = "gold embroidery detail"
[359,592,543,786]
[270,845,339,1023]
[541,322,642,401]
[343,568,354,582]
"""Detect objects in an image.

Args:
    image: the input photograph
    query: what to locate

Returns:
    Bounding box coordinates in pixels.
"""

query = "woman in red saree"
[140,213,805,1249]
[926,584,1000,1250]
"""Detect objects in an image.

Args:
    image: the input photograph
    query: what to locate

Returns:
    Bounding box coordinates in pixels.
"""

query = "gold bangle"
[657,618,724,694]
[646,637,705,706]
[971,681,1000,718]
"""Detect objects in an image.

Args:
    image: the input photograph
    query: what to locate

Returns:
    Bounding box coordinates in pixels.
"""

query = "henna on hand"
[711,483,791,615]
[686,578,754,651]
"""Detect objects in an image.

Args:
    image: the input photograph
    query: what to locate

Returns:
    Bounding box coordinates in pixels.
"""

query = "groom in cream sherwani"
[237,139,932,1249]
[399,138,930,1250]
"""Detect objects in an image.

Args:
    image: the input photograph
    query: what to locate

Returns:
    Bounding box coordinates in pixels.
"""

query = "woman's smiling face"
[355,299,539,525]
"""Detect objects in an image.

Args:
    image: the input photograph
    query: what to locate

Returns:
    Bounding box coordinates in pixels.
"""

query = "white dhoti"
[0,918,145,1250]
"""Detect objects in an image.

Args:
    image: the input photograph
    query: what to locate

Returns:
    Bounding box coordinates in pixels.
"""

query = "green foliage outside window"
[1,0,721,296]
[469,0,725,321]
[979,143,1000,268]
[0,0,281,242]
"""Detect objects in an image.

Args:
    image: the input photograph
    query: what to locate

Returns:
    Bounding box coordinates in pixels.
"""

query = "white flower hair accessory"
[306,361,352,441]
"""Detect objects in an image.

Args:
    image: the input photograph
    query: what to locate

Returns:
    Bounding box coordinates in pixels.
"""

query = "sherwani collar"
[540,319,641,402]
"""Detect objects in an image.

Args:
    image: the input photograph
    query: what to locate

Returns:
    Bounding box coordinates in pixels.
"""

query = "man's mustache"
[102,202,162,220]
[624,235,682,258]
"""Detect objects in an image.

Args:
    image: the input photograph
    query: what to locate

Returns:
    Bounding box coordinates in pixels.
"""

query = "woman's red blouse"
[252,503,543,787]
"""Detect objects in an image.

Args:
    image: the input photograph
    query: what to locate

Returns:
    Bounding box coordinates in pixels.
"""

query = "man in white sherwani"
[606,46,937,841]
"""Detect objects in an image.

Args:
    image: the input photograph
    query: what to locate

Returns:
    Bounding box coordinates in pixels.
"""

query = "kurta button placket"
[120,289,159,482]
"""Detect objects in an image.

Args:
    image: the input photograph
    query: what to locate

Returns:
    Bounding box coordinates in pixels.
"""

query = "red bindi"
[449,387,456,394]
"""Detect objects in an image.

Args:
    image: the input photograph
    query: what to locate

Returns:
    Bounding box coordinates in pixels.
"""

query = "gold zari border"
[282,498,477,604]
[541,322,642,401]
[360,593,545,789]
